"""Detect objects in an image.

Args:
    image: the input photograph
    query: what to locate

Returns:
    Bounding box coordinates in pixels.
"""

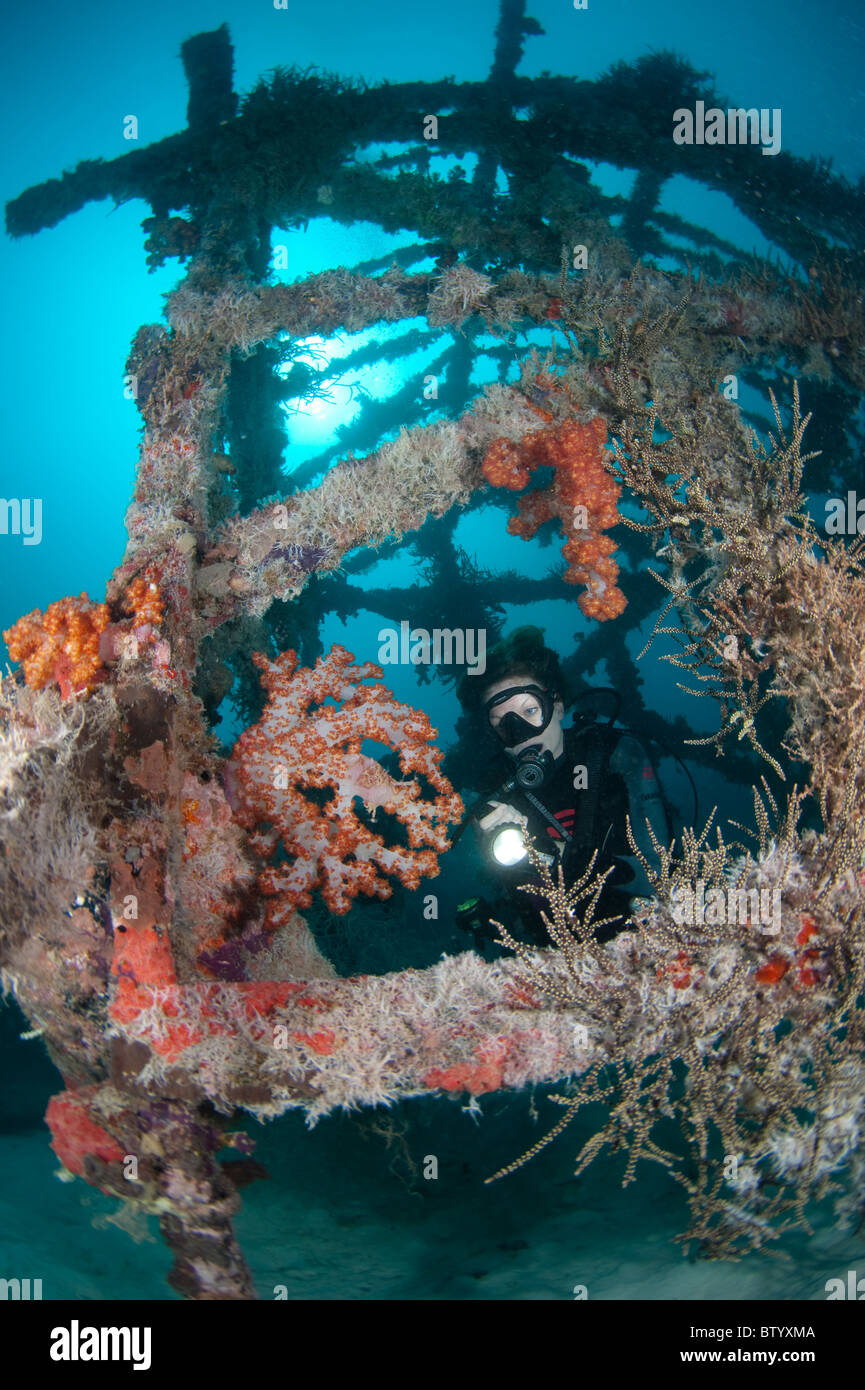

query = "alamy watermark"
[825,1270,865,1299]
[377,622,486,675]
[0,1276,42,1299]
[49,1321,151,1369]
[673,102,781,157]
[825,491,865,534]
[672,880,781,934]
[0,497,41,545]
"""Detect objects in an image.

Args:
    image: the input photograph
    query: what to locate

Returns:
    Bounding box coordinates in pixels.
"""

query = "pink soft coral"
[228,645,463,922]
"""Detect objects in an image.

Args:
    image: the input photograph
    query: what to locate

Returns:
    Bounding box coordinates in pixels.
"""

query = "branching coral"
[786,253,865,391]
[482,786,865,1259]
[228,644,464,922]
[608,383,819,773]
[767,537,865,826]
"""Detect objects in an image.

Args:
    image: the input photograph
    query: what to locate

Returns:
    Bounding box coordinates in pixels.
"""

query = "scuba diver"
[454,627,671,949]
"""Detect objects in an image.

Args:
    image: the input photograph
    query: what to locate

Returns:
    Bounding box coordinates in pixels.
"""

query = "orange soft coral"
[228,644,464,922]
[482,414,626,620]
[124,573,164,628]
[3,592,110,698]
[480,437,532,490]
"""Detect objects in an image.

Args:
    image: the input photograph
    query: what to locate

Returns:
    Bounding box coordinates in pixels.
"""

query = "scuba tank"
[568,687,698,847]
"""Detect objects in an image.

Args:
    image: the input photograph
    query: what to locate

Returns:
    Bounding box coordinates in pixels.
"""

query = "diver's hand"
[477,800,529,833]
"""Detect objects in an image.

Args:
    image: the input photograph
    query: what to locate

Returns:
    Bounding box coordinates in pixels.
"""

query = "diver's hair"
[457,626,566,711]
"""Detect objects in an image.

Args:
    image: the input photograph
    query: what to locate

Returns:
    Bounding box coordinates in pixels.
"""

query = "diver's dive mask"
[485,684,557,790]
[485,684,555,745]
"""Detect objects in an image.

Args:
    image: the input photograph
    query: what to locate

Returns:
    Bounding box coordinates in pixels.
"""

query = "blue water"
[1,0,864,1301]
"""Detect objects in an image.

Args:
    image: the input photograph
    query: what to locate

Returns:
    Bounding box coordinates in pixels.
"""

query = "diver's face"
[484,678,565,758]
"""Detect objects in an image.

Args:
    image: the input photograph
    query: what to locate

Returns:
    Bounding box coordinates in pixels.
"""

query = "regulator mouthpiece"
[506,744,555,790]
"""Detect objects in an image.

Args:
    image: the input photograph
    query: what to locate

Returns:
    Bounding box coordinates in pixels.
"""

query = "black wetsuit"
[477,722,653,946]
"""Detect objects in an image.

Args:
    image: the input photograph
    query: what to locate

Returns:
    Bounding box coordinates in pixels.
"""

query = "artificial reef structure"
[2,3,865,1298]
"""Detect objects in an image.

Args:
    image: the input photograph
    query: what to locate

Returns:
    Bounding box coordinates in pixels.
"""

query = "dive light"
[488,822,529,866]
